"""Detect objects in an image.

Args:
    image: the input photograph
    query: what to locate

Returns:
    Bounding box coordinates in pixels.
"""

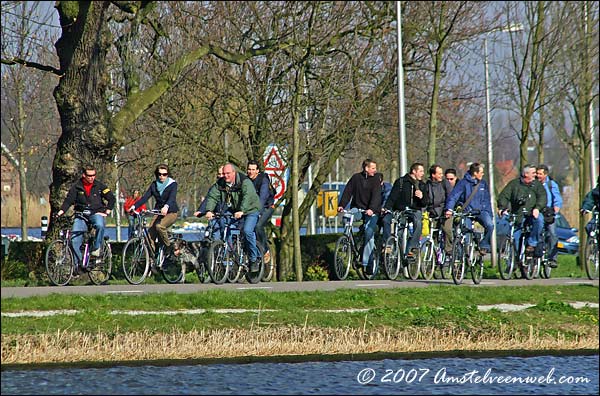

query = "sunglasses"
[158,172,168,176]
[84,173,96,177]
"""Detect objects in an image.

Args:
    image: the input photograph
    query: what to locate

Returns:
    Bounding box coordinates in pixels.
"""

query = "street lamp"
[484,23,523,268]
[114,146,125,242]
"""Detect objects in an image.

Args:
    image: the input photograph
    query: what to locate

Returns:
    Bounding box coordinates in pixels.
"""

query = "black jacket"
[338,171,382,212]
[136,179,179,213]
[384,174,429,211]
[426,179,446,217]
[60,178,116,214]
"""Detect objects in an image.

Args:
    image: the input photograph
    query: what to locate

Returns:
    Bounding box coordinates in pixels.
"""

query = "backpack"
[256,172,276,208]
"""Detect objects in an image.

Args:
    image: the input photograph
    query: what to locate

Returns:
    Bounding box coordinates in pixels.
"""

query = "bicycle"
[583,207,599,280]
[535,223,553,279]
[121,209,185,284]
[382,208,422,281]
[333,208,379,280]
[449,210,484,285]
[207,213,265,284]
[420,214,449,280]
[497,209,539,280]
[45,210,112,286]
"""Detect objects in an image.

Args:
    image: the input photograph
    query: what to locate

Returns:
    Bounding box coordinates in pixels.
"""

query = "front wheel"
[584,236,599,280]
[261,247,275,282]
[333,235,352,280]
[245,245,265,284]
[498,239,515,280]
[470,250,484,285]
[406,248,421,281]
[122,237,150,285]
[88,240,112,285]
[451,239,465,285]
[522,255,538,280]
[383,236,401,280]
[45,239,74,286]
[420,240,435,280]
[208,240,229,284]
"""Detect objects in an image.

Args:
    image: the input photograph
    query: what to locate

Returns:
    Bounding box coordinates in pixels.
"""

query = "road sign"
[262,144,288,204]
[323,191,338,217]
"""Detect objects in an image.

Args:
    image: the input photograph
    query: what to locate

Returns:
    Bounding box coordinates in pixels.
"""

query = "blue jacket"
[444,172,492,216]
[541,177,562,209]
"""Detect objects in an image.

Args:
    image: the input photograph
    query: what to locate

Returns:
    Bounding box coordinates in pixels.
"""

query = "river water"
[2,354,598,395]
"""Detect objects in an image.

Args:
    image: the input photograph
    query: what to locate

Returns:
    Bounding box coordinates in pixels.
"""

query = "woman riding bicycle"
[129,164,180,257]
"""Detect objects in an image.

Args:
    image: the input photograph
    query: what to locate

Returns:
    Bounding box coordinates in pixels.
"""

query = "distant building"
[1,155,19,197]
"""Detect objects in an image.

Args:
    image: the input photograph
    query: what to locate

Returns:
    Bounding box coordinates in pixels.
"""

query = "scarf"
[156,177,174,196]
[82,178,93,197]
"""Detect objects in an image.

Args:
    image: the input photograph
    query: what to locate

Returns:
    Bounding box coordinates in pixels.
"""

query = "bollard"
[41,216,49,238]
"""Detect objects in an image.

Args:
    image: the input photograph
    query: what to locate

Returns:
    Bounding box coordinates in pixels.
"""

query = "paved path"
[2,278,597,299]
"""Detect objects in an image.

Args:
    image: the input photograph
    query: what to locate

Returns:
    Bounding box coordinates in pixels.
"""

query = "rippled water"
[2,354,598,395]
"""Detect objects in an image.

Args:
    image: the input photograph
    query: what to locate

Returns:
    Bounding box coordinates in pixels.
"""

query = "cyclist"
[124,189,146,239]
[338,159,382,275]
[203,163,262,271]
[129,164,180,258]
[497,164,546,256]
[194,165,228,239]
[581,176,600,236]
[246,160,275,265]
[536,164,563,268]
[426,164,453,257]
[56,164,115,264]
[383,162,429,258]
[443,168,459,195]
[444,162,494,256]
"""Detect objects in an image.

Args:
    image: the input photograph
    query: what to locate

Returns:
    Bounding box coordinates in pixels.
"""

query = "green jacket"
[205,172,261,214]
[497,177,547,220]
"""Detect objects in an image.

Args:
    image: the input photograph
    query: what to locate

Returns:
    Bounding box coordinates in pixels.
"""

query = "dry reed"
[2,325,598,364]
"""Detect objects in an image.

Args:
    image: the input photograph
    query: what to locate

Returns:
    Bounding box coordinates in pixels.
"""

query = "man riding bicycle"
[497,164,547,256]
[56,164,115,265]
[203,163,262,271]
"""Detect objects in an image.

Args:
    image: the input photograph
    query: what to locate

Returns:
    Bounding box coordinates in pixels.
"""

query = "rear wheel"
[88,240,112,285]
[451,239,465,285]
[470,246,484,285]
[498,239,515,280]
[383,236,401,280]
[420,240,435,280]
[208,240,229,284]
[45,239,74,286]
[406,248,421,280]
[261,247,275,282]
[333,235,352,280]
[195,244,211,283]
[585,236,599,280]
[245,245,265,284]
[122,237,149,285]
[522,255,537,280]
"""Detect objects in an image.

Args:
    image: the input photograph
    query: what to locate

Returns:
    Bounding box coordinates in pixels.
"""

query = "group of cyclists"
[337,159,600,277]
[56,158,599,280]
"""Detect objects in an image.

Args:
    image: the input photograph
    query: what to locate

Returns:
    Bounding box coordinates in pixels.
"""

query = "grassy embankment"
[1,282,598,366]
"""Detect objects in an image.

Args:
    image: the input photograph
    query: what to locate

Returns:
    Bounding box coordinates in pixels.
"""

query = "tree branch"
[1,57,62,76]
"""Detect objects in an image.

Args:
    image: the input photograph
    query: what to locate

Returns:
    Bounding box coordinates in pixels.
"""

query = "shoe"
[526,245,535,255]
[548,259,558,268]
[364,263,374,276]
[263,251,271,264]
[384,246,392,255]
[406,248,418,259]
[479,248,489,256]
[249,260,260,272]
[91,248,101,257]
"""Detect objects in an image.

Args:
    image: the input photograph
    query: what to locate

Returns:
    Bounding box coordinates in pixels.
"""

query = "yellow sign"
[323,191,339,217]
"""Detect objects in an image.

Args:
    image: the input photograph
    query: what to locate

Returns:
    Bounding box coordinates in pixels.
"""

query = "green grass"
[2,285,597,338]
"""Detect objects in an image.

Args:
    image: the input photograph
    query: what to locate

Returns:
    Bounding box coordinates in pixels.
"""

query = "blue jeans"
[239,212,260,262]
[127,214,136,239]
[476,211,494,250]
[544,221,558,260]
[381,210,422,254]
[362,214,379,267]
[514,215,544,249]
[255,207,274,252]
[72,214,105,264]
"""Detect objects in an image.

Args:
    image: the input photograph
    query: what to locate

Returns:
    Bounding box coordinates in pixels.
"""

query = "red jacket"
[124,196,146,212]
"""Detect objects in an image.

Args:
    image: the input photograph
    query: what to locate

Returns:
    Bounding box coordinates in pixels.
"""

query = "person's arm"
[101,183,116,212]
[129,186,152,212]
[496,182,511,214]
[384,178,402,211]
[164,182,178,211]
[534,182,547,211]
[551,180,562,211]
[338,175,355,211]
[57,184,77,215]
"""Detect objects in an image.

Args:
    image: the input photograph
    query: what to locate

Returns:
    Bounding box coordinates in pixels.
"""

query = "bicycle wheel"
[470,248,484,285]
[383,236,401,280]
[420,239,435,280]
[161,255,184,284]
[261,248,275,282]
[122,237,150,285]
[88,240,112,285]
[208,240,229,284]
[498,239,515,280]
[45,239,74,286]
[333,235,352,280]
[451,239,465,285]
[522,255,537,280]
[195,244,212,283]
[584,237,599,280]
[246,245,265,284]
[226,253,242,283]
[540,260,552,279]
[406,247,421,281]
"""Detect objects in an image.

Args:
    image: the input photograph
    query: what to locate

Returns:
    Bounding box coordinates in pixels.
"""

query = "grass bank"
[1,284,598,365]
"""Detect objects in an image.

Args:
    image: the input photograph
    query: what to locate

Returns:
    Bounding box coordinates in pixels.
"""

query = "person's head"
[410,162,425,181]
[222,163,237,184]
[536,164,549,182]
[82,164,97,183]
[468,162,485,181]
[246,160,261,180]
[445,168,458,186]
[520,164,536,184]
[362,159,377,177]
[133,189,141,198]
[154,164,170,180]
[217,166,224,179]
[429,164,443,182]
